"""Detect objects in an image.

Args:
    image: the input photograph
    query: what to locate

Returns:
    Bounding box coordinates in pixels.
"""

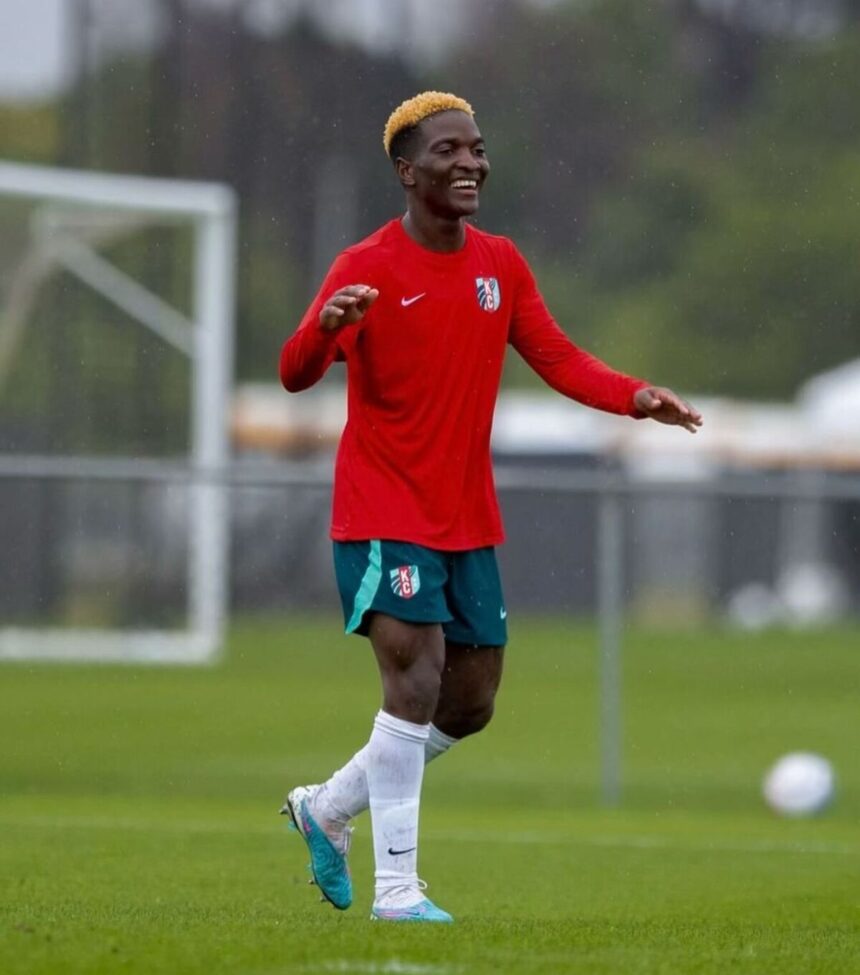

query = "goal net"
[0,162,236,664]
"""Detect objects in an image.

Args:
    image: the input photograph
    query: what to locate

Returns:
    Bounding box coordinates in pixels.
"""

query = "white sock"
[365,710,429,906]
[425,723,458,762]
[311,744,370,826]
[311,722,458,828]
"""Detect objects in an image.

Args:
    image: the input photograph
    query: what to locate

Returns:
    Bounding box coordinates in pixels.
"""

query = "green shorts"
[333,540,508,647]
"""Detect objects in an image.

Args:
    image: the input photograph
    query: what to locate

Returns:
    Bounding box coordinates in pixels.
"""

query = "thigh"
[442,546,508,648]
[369,614,446,724]
[333,540,453,636]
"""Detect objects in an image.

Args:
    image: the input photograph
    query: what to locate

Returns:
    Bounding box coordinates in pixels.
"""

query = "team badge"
[475,277,501,313]
[390,565,420,599]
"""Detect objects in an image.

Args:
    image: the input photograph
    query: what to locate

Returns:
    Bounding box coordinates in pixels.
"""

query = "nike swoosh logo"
[500,608,507,619]
[400,293,426,307]
[387,846,417,856]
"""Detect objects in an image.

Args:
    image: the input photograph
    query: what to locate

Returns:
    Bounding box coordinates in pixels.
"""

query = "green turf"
[1,617,858,974]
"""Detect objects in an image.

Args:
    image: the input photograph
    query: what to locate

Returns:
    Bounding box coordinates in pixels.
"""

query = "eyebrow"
[427,135,486,149]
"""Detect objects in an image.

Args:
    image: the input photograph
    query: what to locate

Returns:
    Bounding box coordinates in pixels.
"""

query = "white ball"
[762,752,835,817]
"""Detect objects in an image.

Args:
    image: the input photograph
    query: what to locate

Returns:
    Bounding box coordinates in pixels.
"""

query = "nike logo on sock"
[400,293,426,307]
[387,846,417,856]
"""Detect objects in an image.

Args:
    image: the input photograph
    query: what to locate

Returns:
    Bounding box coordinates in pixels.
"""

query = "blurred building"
[229,363,860,623]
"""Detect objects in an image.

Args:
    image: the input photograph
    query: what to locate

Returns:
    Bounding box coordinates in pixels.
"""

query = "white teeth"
[451,180,477,188]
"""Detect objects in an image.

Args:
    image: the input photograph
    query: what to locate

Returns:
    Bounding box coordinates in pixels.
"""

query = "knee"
[436,697,495,740]
[459,700,495,738]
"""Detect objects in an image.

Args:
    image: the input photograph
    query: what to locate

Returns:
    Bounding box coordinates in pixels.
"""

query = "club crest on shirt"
[475,277,501,313]
[390,565,420,599]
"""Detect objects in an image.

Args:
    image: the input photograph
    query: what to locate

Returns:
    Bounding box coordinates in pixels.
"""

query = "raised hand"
[633,386,703,434]
[320,285,380,332]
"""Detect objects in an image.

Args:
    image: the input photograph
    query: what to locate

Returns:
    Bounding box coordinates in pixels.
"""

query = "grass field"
[1,617,858,974]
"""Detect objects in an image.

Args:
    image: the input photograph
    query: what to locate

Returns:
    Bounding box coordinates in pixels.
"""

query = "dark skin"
[319,109,703,736]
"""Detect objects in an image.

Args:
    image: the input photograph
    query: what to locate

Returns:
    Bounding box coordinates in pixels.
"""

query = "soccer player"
[279,91,702,923]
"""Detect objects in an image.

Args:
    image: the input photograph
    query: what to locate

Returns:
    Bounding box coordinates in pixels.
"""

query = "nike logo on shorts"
[388,846,417,856]
[401,293,426,307]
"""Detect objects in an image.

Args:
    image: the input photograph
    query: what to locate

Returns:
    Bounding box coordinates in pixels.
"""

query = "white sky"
[0,0,69,102]
[1,0,831,106]
[0,0,473,103]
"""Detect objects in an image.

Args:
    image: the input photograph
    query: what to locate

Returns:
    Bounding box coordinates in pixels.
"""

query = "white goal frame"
[0,161,237,664]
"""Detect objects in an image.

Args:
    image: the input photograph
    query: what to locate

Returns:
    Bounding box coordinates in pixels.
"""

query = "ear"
[395,157,416,188]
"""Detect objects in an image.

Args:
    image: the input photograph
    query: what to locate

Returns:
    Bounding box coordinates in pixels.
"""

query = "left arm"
[508,248,702,431]
[510,310,647,417]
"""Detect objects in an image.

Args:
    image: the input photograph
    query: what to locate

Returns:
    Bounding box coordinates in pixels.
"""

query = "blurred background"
[0,0,858,649]
[1,12,858,967]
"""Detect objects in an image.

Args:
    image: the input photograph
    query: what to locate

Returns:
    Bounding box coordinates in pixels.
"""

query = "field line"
[431,828,860,857]
[0,812,857,857]
[294,963,460,975]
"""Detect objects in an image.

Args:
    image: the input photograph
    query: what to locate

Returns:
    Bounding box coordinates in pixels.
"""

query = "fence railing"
[2,452,859,803]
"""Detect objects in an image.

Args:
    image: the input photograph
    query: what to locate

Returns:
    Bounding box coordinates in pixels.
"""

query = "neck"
[401,207,467,253]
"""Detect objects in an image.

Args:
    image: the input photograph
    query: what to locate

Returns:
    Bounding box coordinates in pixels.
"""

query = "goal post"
[0,161,237,664]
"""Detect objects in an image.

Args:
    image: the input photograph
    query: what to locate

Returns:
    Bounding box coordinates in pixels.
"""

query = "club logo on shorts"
[476,277,501,312]
[390,564,420,599]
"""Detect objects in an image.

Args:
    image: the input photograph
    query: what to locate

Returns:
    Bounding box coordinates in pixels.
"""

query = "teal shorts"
[333,540,508,647]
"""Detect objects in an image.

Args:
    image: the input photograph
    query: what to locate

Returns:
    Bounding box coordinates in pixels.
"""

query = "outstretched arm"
[509,247,701,430]
[510,308,651,418]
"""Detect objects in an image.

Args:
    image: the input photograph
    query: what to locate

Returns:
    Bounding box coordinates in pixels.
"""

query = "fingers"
[319,285,379,330]
[671,395,703,426]
[656,389,698,418]
[319,300,348,330]
[664,394,702,431]
[335,284,376,302]
[355,287,380,313]
[639,387,704,433]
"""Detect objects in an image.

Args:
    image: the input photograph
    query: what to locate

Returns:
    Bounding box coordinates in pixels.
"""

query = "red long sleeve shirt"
[280,218,647,550]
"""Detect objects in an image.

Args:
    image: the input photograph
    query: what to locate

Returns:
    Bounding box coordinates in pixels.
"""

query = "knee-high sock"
[364,710,429,897]
[425,722,458,762]
[312,722,457,827]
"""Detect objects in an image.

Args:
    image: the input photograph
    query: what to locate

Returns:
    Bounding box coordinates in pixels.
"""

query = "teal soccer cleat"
[281,785,352,911]
[371,893,453,924]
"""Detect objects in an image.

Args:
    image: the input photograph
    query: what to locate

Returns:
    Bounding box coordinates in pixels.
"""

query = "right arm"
[279,254,378,392]
[278,317,341,393]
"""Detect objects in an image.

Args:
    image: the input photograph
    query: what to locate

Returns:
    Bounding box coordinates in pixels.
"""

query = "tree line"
[2,0,859,417]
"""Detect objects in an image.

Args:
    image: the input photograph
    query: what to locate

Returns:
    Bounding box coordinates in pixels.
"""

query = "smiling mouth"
[450,179,479,191]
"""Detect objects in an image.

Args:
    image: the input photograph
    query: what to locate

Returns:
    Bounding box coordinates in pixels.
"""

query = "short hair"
[383,91,474,160]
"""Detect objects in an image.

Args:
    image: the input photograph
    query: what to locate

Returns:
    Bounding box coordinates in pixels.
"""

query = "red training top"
[280,218,648,550]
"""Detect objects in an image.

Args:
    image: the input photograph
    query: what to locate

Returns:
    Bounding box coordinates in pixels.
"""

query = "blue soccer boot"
[370,881,453,923]
[281,785,353,911]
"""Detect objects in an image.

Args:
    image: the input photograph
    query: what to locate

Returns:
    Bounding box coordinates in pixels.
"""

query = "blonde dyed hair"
[383,91,474,156]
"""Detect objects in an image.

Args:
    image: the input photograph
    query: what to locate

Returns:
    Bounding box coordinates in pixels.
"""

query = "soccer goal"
[0,161,236,664]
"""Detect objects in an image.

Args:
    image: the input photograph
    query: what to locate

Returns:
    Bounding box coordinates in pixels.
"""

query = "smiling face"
[394,110,490,219]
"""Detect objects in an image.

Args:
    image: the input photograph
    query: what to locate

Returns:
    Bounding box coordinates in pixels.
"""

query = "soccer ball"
[762,752,835,817]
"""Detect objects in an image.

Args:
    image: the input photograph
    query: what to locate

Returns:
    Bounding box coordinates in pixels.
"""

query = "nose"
[454,146,481,171]
[454,155,484,179]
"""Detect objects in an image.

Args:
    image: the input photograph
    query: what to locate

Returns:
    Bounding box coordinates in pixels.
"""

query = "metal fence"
[1,452,859,801]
